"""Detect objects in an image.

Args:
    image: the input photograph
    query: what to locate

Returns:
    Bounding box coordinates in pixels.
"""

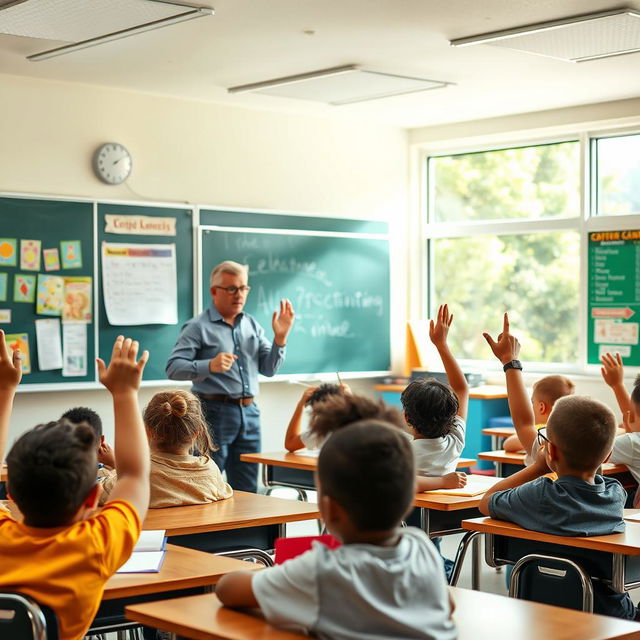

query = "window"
[424,132,640,370]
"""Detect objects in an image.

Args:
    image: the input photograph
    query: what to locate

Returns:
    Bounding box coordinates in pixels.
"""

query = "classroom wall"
[0,73,408,449]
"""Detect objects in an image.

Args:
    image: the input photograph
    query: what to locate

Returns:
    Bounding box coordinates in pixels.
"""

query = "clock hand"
[112,156,127,166]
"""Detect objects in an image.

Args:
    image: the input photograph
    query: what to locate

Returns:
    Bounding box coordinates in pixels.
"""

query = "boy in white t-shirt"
[600,351,640,504]
[216,420,456,640]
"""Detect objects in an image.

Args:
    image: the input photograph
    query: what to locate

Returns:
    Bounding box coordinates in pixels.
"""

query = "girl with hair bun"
[101,389,232,507]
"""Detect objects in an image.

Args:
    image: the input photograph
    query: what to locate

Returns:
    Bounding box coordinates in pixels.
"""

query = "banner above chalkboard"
[588,229,640,366]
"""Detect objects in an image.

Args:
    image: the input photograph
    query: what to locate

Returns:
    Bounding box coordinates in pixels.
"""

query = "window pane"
[431,142,580,222]
[595,133,640,216]
[432,232,579,363]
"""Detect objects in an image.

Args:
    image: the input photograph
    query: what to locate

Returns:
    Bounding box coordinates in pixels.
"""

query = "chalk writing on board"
[102,242,178,325]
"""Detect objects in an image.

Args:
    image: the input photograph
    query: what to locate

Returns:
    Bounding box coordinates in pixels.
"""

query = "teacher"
[166,260,294,492]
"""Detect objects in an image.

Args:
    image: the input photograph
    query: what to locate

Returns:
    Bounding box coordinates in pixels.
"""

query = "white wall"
[0,73,408,449]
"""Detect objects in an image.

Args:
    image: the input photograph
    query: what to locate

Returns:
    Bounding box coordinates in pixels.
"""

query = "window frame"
[420,126,640,376]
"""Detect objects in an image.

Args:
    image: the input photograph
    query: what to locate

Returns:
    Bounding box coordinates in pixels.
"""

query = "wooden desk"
[142,491,320,553]
[477,450,630,479]
[125,587,640,640]
[92,544,258,634]
[373,384,508,399]
[241,450,476,495]
[463,514,640,593]
[481,426,515,449]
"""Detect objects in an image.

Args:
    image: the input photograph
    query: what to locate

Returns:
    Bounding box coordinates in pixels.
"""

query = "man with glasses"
[166,260,294,492]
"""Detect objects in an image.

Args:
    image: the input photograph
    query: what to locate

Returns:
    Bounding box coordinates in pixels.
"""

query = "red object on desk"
[274,535,341,564]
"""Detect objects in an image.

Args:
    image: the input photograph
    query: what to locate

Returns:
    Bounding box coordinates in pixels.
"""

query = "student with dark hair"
[482,321,636,620]
[100,388,232,508]
[62,405,116,474]
[0,333,150,640]
[284,383,348,452]
[216,420,456,639]
[401,304,469,492]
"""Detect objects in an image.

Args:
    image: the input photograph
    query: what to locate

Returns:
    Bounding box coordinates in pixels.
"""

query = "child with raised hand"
[401,304,469,492]
[601,351,640,503]
[0,334,150,640]
[216,421,456,640]
[101,389,232,508]
[284,383,349,452]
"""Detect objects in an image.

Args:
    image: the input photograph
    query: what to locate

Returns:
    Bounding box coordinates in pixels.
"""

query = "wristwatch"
[503,360,523,372]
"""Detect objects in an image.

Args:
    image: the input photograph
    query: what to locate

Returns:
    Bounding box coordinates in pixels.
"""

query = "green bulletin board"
[588,229,640,366]
[0,196,96,385]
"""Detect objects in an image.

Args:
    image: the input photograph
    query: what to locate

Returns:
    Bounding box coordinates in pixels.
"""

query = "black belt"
[198,393,254,407]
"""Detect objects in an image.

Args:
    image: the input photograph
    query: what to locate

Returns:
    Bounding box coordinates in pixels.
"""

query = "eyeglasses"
[536,427,551,447]
[213,285,251,295]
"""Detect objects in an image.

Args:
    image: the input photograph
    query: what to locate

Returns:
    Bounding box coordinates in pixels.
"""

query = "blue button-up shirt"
[165,306,286,396]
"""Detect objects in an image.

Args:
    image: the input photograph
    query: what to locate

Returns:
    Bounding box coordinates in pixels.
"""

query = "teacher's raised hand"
[273,299,295,347]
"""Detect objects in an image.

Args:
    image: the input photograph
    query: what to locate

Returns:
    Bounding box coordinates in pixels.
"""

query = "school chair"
[0,593,58,640]
[216,548,274,567]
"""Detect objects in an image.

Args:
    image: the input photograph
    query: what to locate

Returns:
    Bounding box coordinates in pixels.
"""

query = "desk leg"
[496,461,503,477]
[277,523,286,540]
[471,535,481,590]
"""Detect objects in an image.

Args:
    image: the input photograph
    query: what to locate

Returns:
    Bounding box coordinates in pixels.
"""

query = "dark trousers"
[199,397,261,493]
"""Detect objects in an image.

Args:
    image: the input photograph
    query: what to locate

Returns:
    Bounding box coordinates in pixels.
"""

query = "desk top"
[142,491,320,536]
[103,544,258,601]
[240,451,476,471]
[125,587,640,640]
[481,426,515,437]
[463,514,640,556]
[374,384,508,399]
[477,451,629,476]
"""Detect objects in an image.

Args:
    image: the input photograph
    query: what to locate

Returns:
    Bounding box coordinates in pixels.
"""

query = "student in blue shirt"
[165,260,294,492]
[480,314,636,619]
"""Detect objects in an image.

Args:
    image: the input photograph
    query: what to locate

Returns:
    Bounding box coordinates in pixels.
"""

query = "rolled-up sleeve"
[165,320,211,381]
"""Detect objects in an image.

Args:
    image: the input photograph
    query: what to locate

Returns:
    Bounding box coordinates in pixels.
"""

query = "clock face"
[93,143,132,185]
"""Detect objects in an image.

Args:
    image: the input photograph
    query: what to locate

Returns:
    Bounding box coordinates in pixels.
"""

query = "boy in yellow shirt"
[0,332,150,640]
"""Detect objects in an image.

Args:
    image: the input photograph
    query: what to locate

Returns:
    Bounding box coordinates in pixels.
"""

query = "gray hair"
[210,260,248,287]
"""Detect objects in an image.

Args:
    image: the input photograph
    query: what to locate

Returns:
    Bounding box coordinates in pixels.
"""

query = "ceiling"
[1,0,639,128]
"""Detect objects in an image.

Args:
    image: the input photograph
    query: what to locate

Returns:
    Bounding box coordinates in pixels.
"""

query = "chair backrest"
[0,593,58,640]
[508,553,594,612]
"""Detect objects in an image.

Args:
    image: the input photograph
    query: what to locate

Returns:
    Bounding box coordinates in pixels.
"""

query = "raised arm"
[97,336,150,520]
[284,386,317,452]
[429,304,469,420]
[600,352,633,430]
[0,331,22,465]
[483,314,537,456]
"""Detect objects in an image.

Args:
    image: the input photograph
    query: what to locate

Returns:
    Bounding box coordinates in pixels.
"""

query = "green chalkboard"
[588,229,640,366]
[200,217,390,375]
[97,203,194,382]
[0,196,96,385]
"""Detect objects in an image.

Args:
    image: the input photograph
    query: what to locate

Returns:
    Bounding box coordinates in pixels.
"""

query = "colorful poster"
[5,333,31,374]
[0,273,7,301]
[13,274,36,303]
[0,239,17,267]
[20,239,41,271]
[36,274,64,316]
[43,248,61,272]
[63,277,92,322]
[60,240,82,269]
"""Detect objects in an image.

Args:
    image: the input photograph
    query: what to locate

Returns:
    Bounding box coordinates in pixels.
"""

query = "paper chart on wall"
[101,242,178,325]
[62,322,87,377]
[35,318,63,371]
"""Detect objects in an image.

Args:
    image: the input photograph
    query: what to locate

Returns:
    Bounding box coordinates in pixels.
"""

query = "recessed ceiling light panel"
[450,9,640,62]
[228,66,451,105]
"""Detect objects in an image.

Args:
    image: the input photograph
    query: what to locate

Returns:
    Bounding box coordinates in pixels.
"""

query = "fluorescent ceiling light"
[450,9,640,62]
[228,66,451,105]
[0,0,213,61]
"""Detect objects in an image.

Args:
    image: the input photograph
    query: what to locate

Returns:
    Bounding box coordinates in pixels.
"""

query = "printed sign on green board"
[588,229,640,366]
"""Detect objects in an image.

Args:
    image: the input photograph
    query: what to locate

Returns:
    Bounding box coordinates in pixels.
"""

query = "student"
[0,333,150,640]
[284,383,348,452]
[61,406,116,478]
[481,320,636,619]
[401,304,469,492]
[101,389,232,508]
[601,352,640,504]
[216,420,456,640]
[502,375,575,453]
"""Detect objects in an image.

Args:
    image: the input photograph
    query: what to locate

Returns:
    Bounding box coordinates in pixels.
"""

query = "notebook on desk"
[117,529,167,573]
[423,474,501,497]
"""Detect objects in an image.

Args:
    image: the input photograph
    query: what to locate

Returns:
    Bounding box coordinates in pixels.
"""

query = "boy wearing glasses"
[480,314,635,619]
[166,260,294,492]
